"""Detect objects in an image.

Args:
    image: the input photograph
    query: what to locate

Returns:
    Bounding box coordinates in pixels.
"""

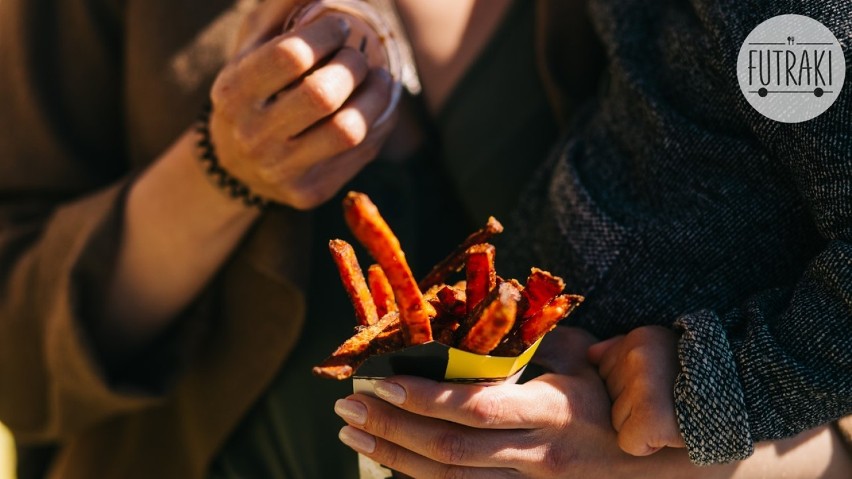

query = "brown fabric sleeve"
[0,0,167,443]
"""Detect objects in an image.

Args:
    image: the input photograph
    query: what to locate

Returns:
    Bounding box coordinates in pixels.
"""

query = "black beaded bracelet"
[195,102,269,209]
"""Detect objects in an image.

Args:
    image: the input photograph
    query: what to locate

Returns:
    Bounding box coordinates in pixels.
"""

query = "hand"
[209,9,397,210]
[333,328,641,478]
[587,326,686,456]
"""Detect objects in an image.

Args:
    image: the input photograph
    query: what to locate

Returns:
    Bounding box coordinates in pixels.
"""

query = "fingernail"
[339,426,376,454]
[374,381,406,405]
[335,399,367,425]
[336,17,351,36]
[376,68,392,83]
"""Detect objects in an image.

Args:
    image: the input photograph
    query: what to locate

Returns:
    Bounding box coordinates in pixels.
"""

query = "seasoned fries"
[313,312,400,380]
[458,282,519,354]
[465,243,496,313]
[419,217,503,290]
[314,192,585,380]
[368,264,397,319]
[343,192,433,345]
[519,268,565,319]
[329,240,378,326]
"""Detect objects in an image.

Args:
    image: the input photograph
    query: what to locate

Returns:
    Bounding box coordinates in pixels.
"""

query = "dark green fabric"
[207,1,557,476]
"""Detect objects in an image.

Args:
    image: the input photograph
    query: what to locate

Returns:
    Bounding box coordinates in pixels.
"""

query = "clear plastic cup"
[285,0,403,126]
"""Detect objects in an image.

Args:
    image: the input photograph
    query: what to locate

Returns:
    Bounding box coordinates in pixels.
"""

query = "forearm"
[633,425,851,479]
[102,130,259,356]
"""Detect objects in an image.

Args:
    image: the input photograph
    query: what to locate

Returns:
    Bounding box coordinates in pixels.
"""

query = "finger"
[291,68,392,162]
[234,0,308,56]
[617,421,661,457]
[238,15,351,101]
[617,416,665,457]
[284,127,383,210]
[604,366,628,400]
[370,375,568,429]
[596,338,626,381]
[611,394,632,433]
[587,336,623,365]
[531,326,598,375]
[338,426,519,479]
[261,47,369,137]
[336,395,532,468]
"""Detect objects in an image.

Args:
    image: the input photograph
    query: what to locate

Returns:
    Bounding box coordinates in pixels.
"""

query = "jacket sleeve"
[673,20,852,465]
[0,0,165,443]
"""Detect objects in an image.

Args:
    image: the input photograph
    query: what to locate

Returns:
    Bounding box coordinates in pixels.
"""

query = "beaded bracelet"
[195,102,269,209]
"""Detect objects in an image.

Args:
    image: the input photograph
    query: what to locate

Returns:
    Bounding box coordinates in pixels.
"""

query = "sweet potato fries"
[313,192,584,380]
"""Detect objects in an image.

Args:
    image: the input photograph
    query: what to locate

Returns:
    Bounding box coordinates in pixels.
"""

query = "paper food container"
[351,338,543,479]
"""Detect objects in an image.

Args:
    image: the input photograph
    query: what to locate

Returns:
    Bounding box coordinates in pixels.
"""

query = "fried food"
[367,264,398,319]
[419,217,503,290]
[313,312,400,380]
[329,240,378,326]
[457,282,520,355]
[519,268,565,319]
[343,192,433,345]
[314,192,585,380]
[464,243,496,313]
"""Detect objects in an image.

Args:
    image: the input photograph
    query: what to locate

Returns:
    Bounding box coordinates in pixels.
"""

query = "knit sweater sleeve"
[673,10,852,464]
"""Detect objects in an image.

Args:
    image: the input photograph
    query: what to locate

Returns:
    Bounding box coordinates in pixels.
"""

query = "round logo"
[737,14,846,123]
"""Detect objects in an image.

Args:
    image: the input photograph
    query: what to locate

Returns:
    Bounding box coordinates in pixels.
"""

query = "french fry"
[367,264,397,319]
[465,243,496,313]
[519,268,565,319]
[457,282,520,354]
[312,312,400,380]
[494,294,583,356]
[519,294,583,345]
[419,217,503,290]
[436,285,466,318]
[329,240,378,326]
[343,192,433,345]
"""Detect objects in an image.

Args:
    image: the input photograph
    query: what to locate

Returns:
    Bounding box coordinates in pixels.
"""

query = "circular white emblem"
[737,14,846,123]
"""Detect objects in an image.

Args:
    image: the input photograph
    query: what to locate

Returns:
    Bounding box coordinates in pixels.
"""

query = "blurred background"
[1,423,13,479]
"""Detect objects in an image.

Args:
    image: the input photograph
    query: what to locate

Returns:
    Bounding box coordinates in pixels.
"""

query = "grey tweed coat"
[507,0,852,465]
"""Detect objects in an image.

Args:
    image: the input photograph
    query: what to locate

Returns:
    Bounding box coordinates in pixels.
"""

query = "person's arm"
[332,327,851,478]
[0,0,393,443]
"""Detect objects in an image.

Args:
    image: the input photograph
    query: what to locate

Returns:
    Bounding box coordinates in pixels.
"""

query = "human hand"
[587,325,686,456]
[333,327,641,478]
[209,7,397,210]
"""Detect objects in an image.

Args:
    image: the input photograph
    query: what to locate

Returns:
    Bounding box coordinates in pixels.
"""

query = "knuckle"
[468,392,503,427]
[210,71,237,109]
[432,430,468,465]
[331,112,367,148]
[439,465,471,479]
[302,76,339,115]
[623,347,648,370]
[276,37,314,72]
[542,445,572,476]
[369,410,399,442]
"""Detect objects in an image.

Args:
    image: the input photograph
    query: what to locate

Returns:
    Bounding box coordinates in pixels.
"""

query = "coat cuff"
[673,310,754,465]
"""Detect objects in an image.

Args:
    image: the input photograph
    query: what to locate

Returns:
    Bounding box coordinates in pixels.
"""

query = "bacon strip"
[367,264,398,319]
[419,217,503,290]
[329,240,378,326]
[343,192,432,345]
[519,268,565,319]
[465,243,496,313]
[457,282,520,355]
[312,312,400,380]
